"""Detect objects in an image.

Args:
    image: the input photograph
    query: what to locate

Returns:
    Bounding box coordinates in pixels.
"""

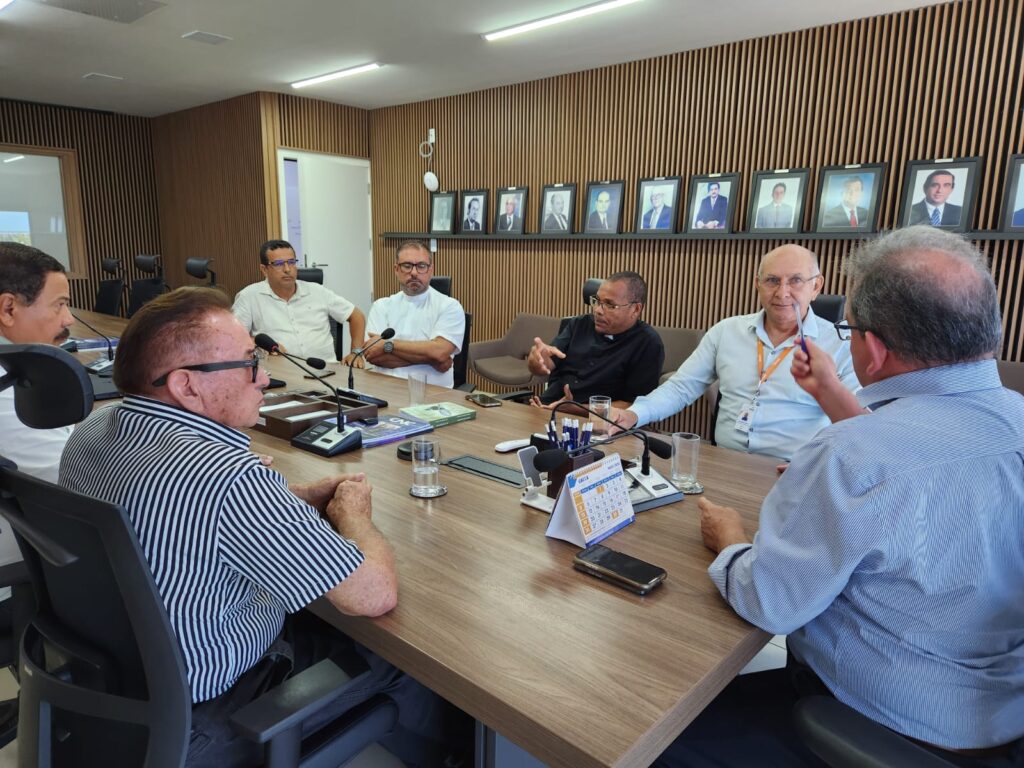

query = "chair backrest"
[127,277,168,318]
[133,254,162,276]
[297,267,324,285]
[582,277,602,307]
[430,275,452,297]
[501,313,563,359]
[810,294,845,324]
[100,258,121,276]
[185,258,216,286]
[997,359,1024,396]
[653,326,704,385]
[93,278,124,316]
[453,313,472,389]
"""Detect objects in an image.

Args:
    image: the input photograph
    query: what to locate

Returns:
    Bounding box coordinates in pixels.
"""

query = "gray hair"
[847,226,1001,365]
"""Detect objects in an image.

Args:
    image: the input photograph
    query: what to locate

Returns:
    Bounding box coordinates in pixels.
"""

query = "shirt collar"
[749,306,821,345]
[402,286,433,306]
[121,394,252,451]
[258,279,308,301]
[856,359,1002,409]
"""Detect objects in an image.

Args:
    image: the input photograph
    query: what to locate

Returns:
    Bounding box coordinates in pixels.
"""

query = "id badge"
[735,400,757,433]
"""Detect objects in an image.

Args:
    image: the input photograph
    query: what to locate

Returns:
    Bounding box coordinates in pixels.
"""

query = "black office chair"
[794,696,955,767]
[429,275,452,297]
[295,270,345,360]
[0,344,399,768]
[559,277,603,333]
[93,258,124,316]
[810,294,846,324]
[185,257,217,287]
[296,268,323,284]
[127,254,168,317]
[453,313,472,391]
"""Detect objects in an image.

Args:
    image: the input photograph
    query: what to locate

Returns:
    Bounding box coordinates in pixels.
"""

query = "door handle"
[311,262,330,268]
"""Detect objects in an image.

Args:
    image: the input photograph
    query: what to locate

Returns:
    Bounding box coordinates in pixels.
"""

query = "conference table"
[72,310,779,768]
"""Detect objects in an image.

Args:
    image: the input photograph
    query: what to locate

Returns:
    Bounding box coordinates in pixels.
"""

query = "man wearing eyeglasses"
[60,287,457,766]
[527,271,664,409]
[363,240,465,387]
[613,245,858,460]
[233,240,366,365]
[659,227,1024,766]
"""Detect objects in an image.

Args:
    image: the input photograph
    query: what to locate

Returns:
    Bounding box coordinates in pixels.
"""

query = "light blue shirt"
[628,308,857,459]
[709,360,1024,748]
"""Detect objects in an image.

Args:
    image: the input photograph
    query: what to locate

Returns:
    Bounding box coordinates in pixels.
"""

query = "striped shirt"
[709,359,1024,748]
[59,395,364,703]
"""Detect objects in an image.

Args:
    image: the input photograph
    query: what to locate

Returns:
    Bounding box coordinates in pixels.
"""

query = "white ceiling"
[0,0,939,118]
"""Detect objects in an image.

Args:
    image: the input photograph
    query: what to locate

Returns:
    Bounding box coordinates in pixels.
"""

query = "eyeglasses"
[267,258,298,269]
[759,274,821,290]
[588,296,636,312]
[151,348,268,387]
[397,262,432,274]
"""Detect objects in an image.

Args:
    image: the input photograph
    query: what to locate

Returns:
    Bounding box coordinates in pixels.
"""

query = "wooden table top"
[72,311,778,768]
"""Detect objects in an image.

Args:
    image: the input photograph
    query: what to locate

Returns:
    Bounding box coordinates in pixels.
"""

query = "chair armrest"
[229,658,369,744]
[469,338,514,364]
[793,696,954,768]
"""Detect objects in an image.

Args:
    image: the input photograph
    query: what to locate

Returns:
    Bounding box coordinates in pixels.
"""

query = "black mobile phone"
[573,544,666,595]
[466,392,502,407]
[303,370,336,380]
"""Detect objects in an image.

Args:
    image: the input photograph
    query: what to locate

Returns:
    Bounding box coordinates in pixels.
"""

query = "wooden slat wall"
[277,94,369,158]
[0,99,160,313]
[369,0,1024,437]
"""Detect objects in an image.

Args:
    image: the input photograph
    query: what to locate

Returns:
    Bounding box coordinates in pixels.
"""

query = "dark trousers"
[187,611,469,768]
[655,655,1024,768]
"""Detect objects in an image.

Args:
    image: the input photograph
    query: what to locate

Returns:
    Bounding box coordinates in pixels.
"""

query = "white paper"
[545,453,635,547]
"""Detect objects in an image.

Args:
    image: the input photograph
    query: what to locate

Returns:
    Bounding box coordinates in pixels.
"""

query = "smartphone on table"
[466,392,502,407]
[573,544,666,595]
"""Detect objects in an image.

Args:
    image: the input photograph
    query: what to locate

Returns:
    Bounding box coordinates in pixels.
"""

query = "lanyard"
[756,339,794,388]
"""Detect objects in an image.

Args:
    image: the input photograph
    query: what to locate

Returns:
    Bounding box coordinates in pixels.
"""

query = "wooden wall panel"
[0,99,160,313]
[277,94,369,159]
[152,93,273,297]
[369,0,1024,438]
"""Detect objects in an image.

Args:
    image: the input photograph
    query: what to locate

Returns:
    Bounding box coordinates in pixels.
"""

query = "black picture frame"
[747,169,811,233]
[583,180,625,234]
[493,187,528,235]
[814,163,886,234]
[539,183,577,233]
[898,157,982,233]
[428,191,456,234]
[459,189,488,234]
[634,176,681,234]
[999,154,1024,232]
[685,173,739,234]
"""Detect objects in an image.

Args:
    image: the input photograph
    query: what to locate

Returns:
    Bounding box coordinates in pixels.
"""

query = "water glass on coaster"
[589,395,612,436]
[410,437,447,498]
[671,432,704,494]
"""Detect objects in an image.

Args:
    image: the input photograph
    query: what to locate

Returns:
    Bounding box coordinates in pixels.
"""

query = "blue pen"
[793,302,809,356]
[547,420,559,448]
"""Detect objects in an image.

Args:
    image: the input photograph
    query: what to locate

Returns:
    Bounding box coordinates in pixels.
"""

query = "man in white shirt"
[364,241,465,388]
[232,240,366,364]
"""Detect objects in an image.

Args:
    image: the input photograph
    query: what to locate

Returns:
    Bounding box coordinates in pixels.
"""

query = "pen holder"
[547,450,600,499]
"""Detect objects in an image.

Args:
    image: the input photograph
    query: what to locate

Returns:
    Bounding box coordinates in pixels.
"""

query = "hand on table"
[529,383,574,410]
[607,407,638,435]
[698,497,750,554]
[293,473,367,516]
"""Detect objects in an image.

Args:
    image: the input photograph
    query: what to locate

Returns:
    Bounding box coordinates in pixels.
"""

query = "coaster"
[410,485,447,498]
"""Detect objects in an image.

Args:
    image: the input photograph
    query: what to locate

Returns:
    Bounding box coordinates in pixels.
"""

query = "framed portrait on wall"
[999,154,1024,233]
[685,173,739,234]
[634,176,681,234]
[747,169,810,233]
[459,189,488,233]
[429,191,456,234]
[898,157,982,233]
[539,183,576,233]
[814,164,886,233]
[494,187,528,235]
[583,180,625,234]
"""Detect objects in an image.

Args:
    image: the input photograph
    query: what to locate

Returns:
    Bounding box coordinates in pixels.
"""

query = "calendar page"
[545,453,635,547]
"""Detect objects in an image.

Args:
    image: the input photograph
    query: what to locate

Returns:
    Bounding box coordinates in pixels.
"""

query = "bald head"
[758,245,818,279]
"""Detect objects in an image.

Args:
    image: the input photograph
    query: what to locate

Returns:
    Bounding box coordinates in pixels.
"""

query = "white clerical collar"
[403,288,431,305]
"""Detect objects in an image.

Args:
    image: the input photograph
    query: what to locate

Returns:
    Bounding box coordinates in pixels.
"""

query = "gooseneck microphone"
[348,327,396,390]
[71,312,115,362]
[254,333,343,434]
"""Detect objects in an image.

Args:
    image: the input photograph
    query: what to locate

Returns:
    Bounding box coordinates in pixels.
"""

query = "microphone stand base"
[291,422,363,457]
[625,465,683,512]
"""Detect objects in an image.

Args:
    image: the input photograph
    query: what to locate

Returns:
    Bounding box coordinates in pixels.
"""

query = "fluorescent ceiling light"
[3,155,25,164]
[290,62,380,89]
[0,0,15,12]
[483,0,642,41]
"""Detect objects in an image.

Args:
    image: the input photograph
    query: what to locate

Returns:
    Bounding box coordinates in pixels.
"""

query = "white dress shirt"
[232,280,355,362]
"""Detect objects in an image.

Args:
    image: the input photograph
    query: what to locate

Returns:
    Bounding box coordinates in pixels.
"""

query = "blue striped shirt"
[709,360,1024,748]
[59,396,365,703]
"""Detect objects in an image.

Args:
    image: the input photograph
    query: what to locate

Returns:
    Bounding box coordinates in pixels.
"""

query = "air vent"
[82,72,125,81]
[181,30,233,45]
[27,0,166,24]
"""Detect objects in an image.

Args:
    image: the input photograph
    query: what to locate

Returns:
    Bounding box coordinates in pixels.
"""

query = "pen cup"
[410,437,447,498]
[589,395,612,436]
[547,450,599,499]
[407,372,427,406]
[671,432,703,494]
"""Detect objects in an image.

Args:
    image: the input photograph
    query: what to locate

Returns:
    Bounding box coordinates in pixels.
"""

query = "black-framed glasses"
[152,348,268,387]
[588,295,636,312]
[759,274,821,290]
[266,258,298,269]
[397,261,431,274]
[834,321,863,341]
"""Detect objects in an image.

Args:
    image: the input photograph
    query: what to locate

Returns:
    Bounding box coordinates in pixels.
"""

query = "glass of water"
[671,432,704,494]
[410,437,447,498]
[589,395,612,436]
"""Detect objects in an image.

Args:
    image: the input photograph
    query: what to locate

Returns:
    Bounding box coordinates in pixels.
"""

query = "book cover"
[399,402,477,428]
[347,414,434,448]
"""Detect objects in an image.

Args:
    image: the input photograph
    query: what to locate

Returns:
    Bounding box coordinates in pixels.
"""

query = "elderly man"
[60,287,455,766]
[614,245,857,460]
[641,189,673,230]
[656,227,1024,766]
[233,239,366,365]
[587,190,616,231]
[528,271,663,409]
[364,240,465,388]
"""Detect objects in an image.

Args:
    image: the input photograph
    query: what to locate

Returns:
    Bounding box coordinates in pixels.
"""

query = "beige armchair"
[469,313,563,389]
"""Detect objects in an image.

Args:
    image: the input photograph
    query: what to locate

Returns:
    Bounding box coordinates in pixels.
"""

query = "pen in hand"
[793,302,809,356]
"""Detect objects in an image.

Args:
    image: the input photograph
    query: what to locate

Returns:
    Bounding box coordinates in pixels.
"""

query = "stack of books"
[399,402,476,428]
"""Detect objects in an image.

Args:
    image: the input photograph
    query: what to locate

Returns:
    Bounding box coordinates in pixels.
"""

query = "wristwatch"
[382,341,394,354]
[351,347,362,357]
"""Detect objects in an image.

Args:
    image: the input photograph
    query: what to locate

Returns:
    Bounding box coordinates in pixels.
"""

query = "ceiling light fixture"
[290,62,380,89]
[482,0,642,41]
[3,156,25,164]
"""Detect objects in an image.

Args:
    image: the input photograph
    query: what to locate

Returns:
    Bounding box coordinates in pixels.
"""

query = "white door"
[277,149,373,359]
